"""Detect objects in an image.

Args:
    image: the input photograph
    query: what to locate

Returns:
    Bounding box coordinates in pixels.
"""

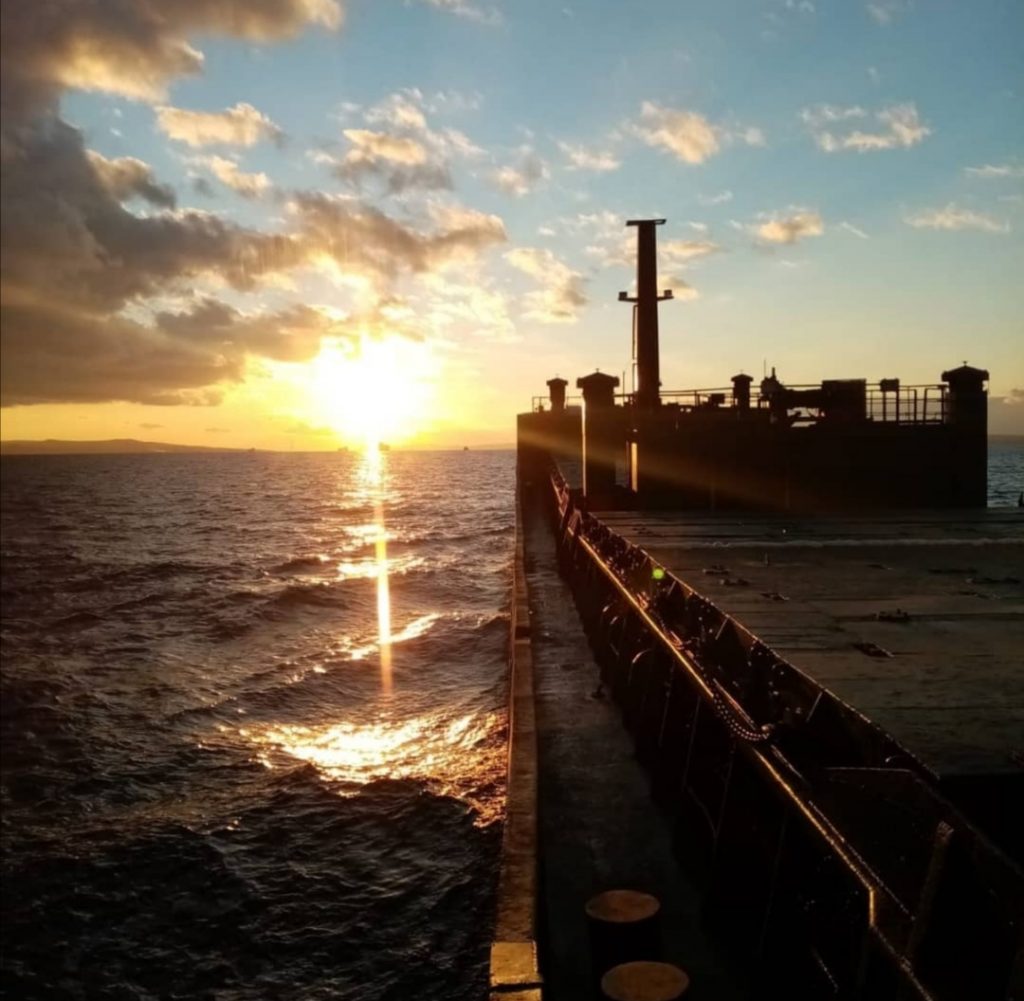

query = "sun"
[308,334,437,446]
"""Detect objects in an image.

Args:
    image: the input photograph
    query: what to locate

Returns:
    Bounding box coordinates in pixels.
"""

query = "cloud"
[156,102,285,148]
[362,91,428,131]
[800,105,867,125]
[839,220,869,239]
[153,298,328,362]
[558,142,621,172]
[669,280,699,301]
[415,0,501,24]
[87,151,176,208]
[412,272,516,342]
[489,151,548,196]
[739,126,767,147]
[1,0,342,115]
[505,247,587,323]
[965,164,1024,179]
[196,155,271,198]
[989,390,1024,434]
[634,102,720,164]
[0,3,517,408]
[867,1,909,25]
[332,128,451,193]
[1,298,328,407]
[698,190,733,206]
[343,130,430,165]
[904,204,1010,233]
[802,102,929,152]
[320,90,480,194]
[754,210,825,244]
[661,239,720,264]
[0,114,505,406]
[288,194,507,285]
[632,104,763,164]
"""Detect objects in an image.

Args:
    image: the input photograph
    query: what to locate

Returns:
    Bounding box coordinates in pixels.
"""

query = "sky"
[1,0,1022,448]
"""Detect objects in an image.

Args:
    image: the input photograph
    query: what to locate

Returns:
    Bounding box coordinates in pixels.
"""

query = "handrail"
[531,382,948,424]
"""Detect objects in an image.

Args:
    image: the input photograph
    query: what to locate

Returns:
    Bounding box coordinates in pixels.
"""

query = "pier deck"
[598,509,1024,780]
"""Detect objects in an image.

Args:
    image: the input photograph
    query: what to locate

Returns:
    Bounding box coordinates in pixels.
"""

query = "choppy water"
[989,437,1024,507]
[2,441,1021,999]
[1,450,514,1000]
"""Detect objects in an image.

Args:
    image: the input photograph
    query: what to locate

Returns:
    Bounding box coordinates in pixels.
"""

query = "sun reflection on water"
[360,446,393,694]
[241,709,506,825]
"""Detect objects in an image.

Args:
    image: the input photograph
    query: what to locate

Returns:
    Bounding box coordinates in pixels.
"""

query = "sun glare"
[309,334,435,447]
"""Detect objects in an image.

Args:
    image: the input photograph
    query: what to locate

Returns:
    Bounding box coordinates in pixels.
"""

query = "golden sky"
[2,0,1022,447]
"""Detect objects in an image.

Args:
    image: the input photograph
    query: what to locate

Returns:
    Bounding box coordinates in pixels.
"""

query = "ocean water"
[2,441,1021,1000]
[989,437,1024,507]
[1,450,514,1000]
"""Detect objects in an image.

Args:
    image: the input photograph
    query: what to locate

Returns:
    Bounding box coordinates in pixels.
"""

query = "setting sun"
[307,334,437,447]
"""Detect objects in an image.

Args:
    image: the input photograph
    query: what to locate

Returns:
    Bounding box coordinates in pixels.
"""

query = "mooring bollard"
[600,961,690,1000]
[585,889,661,984]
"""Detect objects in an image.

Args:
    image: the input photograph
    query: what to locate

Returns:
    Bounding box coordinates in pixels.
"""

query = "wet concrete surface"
[522,490,745,1000]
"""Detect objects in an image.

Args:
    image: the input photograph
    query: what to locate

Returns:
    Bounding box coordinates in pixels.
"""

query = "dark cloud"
[335,157,453,195]
[1,296,334,406]
[1,116,302,317]
[153,299,329,363]
[88,151,176,208]
[0,1,343,120]
[0,118,503,404]
[0,0,508,408]
[288,194,505,283]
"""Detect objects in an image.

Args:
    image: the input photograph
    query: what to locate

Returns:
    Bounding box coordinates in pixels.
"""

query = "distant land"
[0,438,518,455]
[0,438,251,455]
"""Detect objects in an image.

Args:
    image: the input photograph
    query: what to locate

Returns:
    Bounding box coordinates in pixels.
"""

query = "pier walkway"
[522,488,745,1000]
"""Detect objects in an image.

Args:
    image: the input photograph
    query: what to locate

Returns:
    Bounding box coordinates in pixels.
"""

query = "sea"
[1,442,1022,1000]
[1,449,514,1000]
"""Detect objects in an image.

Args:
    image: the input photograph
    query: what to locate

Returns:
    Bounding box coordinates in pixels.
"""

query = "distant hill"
[0,439,251,455]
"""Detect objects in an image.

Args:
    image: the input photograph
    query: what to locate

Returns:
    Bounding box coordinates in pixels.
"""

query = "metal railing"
[531,382,949,425]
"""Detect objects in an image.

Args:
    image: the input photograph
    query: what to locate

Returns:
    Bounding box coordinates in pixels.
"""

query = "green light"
[652,567,666,581]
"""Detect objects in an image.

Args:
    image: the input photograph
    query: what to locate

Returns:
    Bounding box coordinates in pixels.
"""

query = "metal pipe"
[619,219,672,412]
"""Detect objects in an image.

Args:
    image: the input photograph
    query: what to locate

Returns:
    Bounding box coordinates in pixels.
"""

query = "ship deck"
[521,488,746,999]
[597,508,1024,780]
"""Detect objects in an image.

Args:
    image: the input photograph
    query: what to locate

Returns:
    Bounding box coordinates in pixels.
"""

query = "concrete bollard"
[600,961,690,1000]
[585,889,661,984]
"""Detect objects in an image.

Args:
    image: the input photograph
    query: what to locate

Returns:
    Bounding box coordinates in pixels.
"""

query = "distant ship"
[377,442,391,452]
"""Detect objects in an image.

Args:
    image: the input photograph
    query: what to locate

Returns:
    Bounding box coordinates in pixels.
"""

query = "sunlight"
[362,446,393,693]
[309,334,436,447]
[239,708,506,825]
